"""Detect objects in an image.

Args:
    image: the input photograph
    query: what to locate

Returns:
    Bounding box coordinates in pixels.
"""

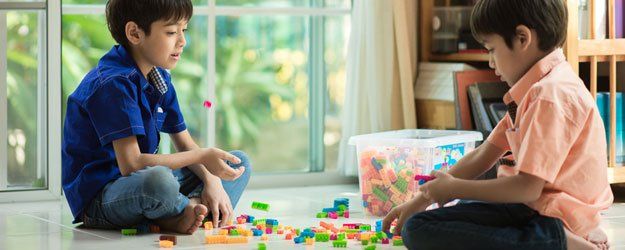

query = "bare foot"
[585,227,609,250]
[565,227,600,250]
[156,199,207,234]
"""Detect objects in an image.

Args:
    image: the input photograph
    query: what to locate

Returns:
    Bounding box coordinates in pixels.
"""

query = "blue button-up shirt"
[62,45,186,222]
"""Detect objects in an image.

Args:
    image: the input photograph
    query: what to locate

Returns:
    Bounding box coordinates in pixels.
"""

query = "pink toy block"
[265,228,273,234]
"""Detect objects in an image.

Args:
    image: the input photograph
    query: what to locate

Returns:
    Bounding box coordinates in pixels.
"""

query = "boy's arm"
[168,130,220,184]
[112,135,240,178]
[421,171,545,204]
[446,140,506,180]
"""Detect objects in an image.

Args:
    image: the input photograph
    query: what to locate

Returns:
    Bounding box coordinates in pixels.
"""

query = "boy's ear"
[515,25,532,52]
[125,21,144,45]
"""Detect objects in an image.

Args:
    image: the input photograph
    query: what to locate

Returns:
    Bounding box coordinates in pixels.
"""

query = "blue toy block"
[247,215,255,223]
[294,236,304,244]
[371,157,384,170]
[322,207,338,213]
[252,229,263,236]
[266,219,279,226]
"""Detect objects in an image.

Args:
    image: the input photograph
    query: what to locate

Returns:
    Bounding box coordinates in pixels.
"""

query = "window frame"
[59,1,352,181]
[0,0,62,201]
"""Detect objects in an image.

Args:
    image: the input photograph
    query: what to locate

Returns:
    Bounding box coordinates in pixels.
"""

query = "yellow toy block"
[218,229,229,235]
[204,221,213,230]
[261,235,268,241]
[159,240,174,248]
[305,238,315,245]
[205,235,227,244]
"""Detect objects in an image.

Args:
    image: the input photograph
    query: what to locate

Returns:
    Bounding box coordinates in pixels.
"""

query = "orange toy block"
[226,236,248,244]
[159,240,174,248]
[277,229,284,234]
[205,235,227,244]
[218,229,229,235]
[347,233,356,239]
[260,235,268,241]
[285,233,293,240]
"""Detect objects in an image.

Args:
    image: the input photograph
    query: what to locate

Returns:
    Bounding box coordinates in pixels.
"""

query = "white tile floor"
[1,184,624,250]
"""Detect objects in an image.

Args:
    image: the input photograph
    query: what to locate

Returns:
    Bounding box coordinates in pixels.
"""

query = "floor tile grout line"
[19,213,114,240]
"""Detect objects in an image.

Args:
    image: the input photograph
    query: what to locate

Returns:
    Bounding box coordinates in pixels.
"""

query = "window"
[61,0,350,174]
[1,0,61,200]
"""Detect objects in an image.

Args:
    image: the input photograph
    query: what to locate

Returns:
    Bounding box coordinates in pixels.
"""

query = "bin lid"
[348,129,483,148]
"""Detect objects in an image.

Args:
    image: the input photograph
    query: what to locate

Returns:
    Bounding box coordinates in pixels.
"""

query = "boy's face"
[481,34,527,87]
[136,19,188,70]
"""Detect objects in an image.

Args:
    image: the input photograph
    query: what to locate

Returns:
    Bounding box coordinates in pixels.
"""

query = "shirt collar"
[503,48,566,105]
[112,45,167,93]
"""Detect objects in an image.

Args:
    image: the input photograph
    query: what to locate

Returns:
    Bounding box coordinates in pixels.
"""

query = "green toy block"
[337,204,347,211]
[315,232,330,242]
[332,240,347,248]
[393,238,404,246]
[252,201,270,211]
[337,211,344,216]
[258,242,267,250]
[121,228,137,235]
[345,229,359,234]
[230,229,239,236]
[359,224,371,231]
[364,244,376,250]
[253,219,266,226]
[370,236,378,243]
[372,187,388,201]
[394,178,408,193]
[376,231,386,239]
[317,212,328,218]
[361,239,369,245]
[337,233,346,240]
[295,228,301,235]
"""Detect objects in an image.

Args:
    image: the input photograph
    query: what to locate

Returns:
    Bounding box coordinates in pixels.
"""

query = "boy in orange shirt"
[383,0,613,249]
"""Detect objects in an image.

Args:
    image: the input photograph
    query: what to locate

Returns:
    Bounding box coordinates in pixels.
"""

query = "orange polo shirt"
[487,48,614,237]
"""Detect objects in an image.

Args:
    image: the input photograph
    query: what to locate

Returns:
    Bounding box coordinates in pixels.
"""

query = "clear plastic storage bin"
[349,129,483,217]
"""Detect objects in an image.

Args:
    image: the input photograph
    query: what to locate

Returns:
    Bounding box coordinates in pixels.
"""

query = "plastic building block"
[204,221,213,230]
[364,244,376,250]
[344,211,350,218]
[261,235,268,241]
[257,242,267,250]
[159,240,174,248]
[252,229,263,236]
[247,215,255,223]
[285,233,294,240]
[316,212,328,218]
[370,236,378,243]
[237,217,246,224]
[294,236,304,244]
[315,232,330,242]
[330,234,338,240]
[266,219,279,226]
[359,224,372,231]
[277,229,284,234]
[305,238,315,245]
[218,229,229,235]
[121,229,137,236]
[332,240,347,248]
[328,212,338,219]
[334,198,349,207]
[381,238,390,244]
[159,235,177,245]
[323,207,338,213]
[265,227,273,234]
[415,174,436,185]
[149,224,160,233]
[361,239,369,245]
[393,238,404,246]
[226,236,248,244]
[230,229,239,236]
[205,235,227,244]
[337,204,348,211]
[337,233,346,240]
[251,201,270,211]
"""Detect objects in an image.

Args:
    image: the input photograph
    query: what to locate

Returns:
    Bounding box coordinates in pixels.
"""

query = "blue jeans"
[81,150,251,229]
[401,202,566,250]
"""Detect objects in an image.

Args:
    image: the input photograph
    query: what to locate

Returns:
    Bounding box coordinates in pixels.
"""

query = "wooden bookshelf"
[565,0,625,183]
[430,53,489,62]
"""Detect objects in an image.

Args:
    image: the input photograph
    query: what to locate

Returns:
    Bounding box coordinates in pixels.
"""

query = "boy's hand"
[382,196,431,235]
[419,170,456,207]
[201,179,233,227]
[201,148,245,181]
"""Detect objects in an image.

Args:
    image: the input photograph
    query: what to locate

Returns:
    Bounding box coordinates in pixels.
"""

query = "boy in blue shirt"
[62,0,251,234]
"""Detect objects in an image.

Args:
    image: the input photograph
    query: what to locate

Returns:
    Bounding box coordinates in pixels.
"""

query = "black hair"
[106,0,193,48]
[470,0,567,51]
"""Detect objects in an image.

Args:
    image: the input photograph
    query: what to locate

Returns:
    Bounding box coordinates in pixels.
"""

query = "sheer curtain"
[337,0,418,176]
